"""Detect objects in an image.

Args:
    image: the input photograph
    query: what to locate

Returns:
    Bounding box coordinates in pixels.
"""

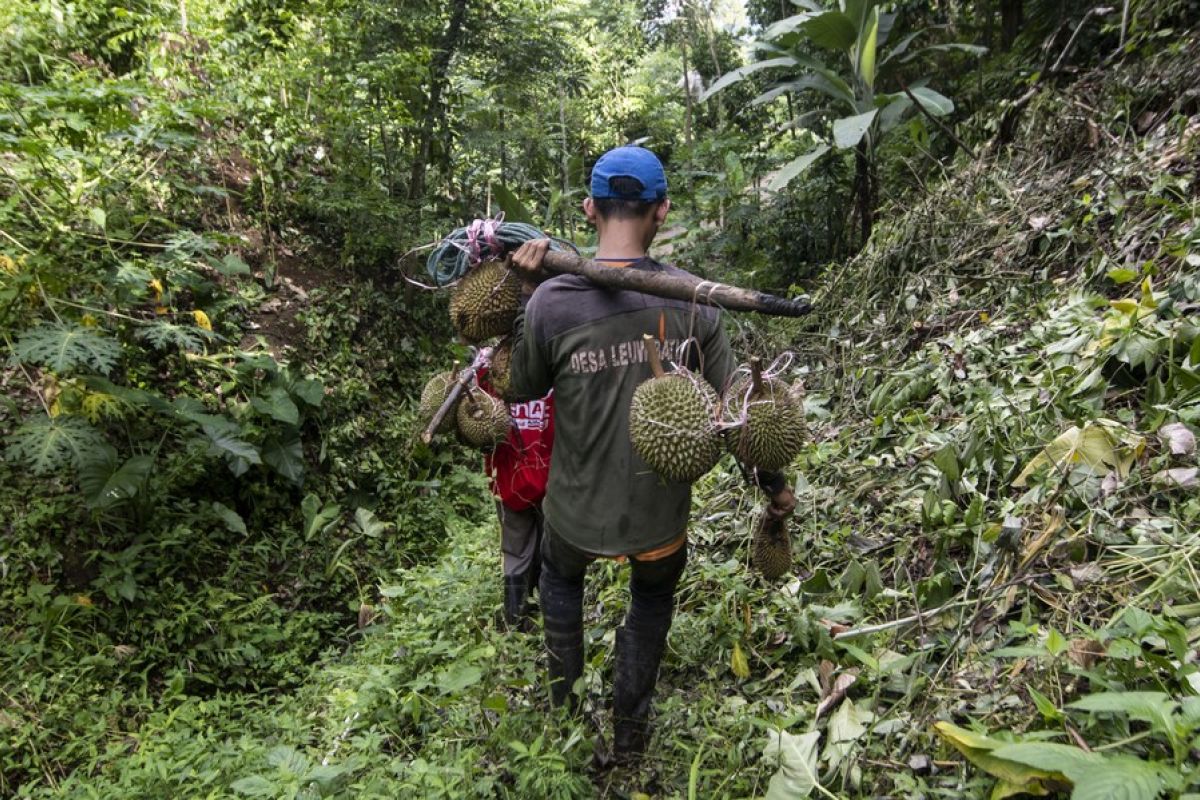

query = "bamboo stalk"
[539,251,812,318]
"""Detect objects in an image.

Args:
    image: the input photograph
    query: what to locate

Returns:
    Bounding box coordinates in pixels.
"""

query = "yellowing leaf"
[934,722,1064,796]
[1013,421,1143,487]
[1139,276,1155,308]
[148,278,164,299]
[154,305,169,315]
[0,255,17,275]
[979,311,990,323]
[731,642,750,679]
[75,595,93,606]
[192,309,212,331]
[1109,298,1138,314]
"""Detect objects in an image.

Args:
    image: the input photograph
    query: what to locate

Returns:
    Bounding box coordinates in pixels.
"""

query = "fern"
[5,414,108,474]
[12,322,121,375]
[138,320,211,352]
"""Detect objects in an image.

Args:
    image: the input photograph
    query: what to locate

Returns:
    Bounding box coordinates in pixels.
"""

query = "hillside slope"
[11,27,1200,800]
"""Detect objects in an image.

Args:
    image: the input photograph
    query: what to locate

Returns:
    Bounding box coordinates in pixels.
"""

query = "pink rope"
[454,212,506,265]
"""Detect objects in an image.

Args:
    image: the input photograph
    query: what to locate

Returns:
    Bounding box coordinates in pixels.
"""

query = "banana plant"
[702,0,983,241]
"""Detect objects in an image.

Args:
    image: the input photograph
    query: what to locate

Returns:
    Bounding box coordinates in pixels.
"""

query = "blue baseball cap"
[590,146,668,202]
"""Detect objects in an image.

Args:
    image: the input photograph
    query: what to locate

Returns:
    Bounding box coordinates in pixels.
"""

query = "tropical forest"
[2,0,1200,796]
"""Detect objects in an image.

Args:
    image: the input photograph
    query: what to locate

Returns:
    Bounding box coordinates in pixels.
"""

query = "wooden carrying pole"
[539,251,812,318]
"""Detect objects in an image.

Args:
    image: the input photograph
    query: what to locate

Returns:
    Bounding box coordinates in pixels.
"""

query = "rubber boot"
[540,564,584,712]
[611,618,669,762]
[502,573,533,631]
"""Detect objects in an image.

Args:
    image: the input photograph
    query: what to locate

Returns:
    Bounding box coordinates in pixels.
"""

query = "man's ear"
[582,197,597,223]
[654,199,670,225]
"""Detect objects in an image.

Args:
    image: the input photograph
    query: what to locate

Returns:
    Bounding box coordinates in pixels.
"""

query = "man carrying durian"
[506,146,796,765]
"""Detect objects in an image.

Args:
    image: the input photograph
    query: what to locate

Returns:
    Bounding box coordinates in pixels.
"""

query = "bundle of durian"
[488,337,518,401]
[629,334,722,483]
[418,365,461,435]
[751,512,792,579]
[456,386,512,448]
[449,259,522,342]
[722,357,805,471]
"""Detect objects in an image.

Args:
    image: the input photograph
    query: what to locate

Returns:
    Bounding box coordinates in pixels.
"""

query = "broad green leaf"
[490,182,532,225]
[1106,267,1139,284]
[933,444,960,482]
[832,109,878,148]
[856,6,879,88]
[262,432,304,484]
[988,742,1100,775]
[437,664,482,694]
[251,387,299,425]
[764,730,822,799]
[89,207,107,229]
[14,323,121,375]
[230,775,276,796]
[196,416,262,473]
[352,507,392,538]
[211,502,248,536]
[79,451,153,508]
[1067,692,1178,731]
[768,145,830,192]
[801,11,857,51]
[763,12,819,42]
[302,493,341,539]
[906,86,954,116]
[289,377,324,407]
[824,699,870,769]
[1070,759,1163,800]
[701,57,797,102]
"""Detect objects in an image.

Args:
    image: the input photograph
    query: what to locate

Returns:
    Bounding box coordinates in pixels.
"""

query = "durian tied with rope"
[456,384,512,448]
[449,259,522,342]
[419,363,461,435]
[751,512,792,579]
[629,334,722,483]
[723,357,805,471]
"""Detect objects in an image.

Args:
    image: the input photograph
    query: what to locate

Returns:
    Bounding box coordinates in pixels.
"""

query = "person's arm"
[507,240,554,401]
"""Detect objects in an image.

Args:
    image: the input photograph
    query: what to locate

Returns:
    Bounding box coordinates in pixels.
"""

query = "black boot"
[611,620,668,762]
[502,574,533,631]
[540,561,584,712]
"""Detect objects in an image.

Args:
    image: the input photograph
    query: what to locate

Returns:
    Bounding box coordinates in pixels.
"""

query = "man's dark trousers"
[539,525,687,756]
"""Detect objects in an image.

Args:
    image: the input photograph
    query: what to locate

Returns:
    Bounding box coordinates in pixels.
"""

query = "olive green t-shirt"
[509,258,736,557]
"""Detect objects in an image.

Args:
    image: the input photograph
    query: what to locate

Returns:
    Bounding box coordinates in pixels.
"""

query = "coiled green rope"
[425,216,578,286]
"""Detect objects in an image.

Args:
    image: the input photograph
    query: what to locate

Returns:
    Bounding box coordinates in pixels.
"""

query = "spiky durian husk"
[419,371,459,434]
[629,371,721,483]
[489,339,518,401]
[724,374,805,471]
[456,391,512,448]
[751,513,792,579]
[449,260,521,343]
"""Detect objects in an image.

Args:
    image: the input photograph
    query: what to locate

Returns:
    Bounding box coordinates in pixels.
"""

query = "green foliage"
[6,414,108,474]
[13,322,122,375]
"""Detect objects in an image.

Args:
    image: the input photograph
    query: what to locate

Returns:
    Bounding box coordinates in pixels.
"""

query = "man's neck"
[593,221,653,262]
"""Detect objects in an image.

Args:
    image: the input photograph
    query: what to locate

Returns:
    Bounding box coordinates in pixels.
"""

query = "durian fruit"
[723,357,805,471]
[449,260,521,343]
[751,512,792,579]
[456,386,512,448]
[629,334,722,483]
[489,338,518,401]
[419,368,460,434]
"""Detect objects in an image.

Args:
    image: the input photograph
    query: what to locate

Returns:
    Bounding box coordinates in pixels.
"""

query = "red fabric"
[478,369,553,511]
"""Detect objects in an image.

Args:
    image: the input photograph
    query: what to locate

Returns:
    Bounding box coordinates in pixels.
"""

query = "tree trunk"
[408,0,469,204]
[854,142,874,245]
[1000,0,1023,49]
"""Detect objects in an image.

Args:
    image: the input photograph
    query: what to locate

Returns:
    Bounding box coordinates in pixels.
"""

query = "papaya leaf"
[6,414,107,474]
[13,323,120,375]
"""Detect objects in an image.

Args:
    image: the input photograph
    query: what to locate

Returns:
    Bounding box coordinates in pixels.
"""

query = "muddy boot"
[611,619,668,762]
[540,565,584,712]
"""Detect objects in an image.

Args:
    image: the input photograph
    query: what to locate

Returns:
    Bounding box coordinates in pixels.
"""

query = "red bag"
[478,370,553,511]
